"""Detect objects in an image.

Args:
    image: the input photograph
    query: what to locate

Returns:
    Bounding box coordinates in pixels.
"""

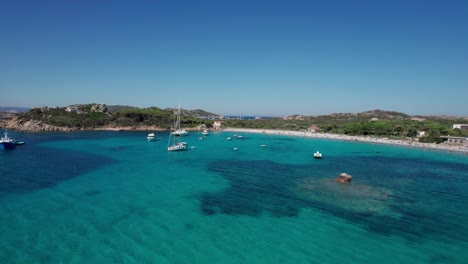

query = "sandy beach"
[223,128,468,154]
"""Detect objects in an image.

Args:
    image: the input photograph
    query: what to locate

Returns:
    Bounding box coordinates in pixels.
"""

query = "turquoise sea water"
[0,131,467,263]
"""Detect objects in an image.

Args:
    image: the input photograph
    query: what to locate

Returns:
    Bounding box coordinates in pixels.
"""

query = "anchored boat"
[168,104,188,151]
[147,133,156,141]
[1,130,17,150]
[313,151,322,159]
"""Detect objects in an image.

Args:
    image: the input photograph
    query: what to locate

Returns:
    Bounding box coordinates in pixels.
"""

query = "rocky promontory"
[3,118,78,132]
[0,117,206,132]
[0,104,217,132]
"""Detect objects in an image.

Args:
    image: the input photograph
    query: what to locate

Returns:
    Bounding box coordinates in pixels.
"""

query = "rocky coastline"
[0,118,196,132]
[1,118,77,132]
[93,125,167,132]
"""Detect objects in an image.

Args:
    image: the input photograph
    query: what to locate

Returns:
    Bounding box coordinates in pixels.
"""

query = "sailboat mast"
[177,104,181,130]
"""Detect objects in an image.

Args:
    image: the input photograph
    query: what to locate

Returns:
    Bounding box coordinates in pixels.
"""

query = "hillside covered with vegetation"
[9,106,468,143]
[17,104,217,129]
[223,110,468,143]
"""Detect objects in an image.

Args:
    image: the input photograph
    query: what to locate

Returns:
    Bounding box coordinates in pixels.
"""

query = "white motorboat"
[147,133,156,141]
[313,151,322,159]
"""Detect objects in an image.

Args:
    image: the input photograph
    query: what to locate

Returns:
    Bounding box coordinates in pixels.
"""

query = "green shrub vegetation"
[19,105,214,129]
[17,107,467,143]
[223,113,468,143]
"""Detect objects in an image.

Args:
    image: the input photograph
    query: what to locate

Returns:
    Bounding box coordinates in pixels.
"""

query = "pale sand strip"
[223,128,468,154]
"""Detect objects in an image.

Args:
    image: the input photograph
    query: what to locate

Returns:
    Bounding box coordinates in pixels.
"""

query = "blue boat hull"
[2,142,16,150]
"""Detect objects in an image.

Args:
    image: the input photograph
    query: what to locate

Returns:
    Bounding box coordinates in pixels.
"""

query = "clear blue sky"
[1,0,467,116]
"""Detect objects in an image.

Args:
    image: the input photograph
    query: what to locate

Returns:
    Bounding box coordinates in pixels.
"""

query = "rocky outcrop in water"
[337,173,352,183]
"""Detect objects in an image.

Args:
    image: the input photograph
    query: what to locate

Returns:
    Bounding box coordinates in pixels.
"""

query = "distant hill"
[59,104,223,118]
[165,108,221,119]
[357,109,410,119]
[280,109,412,124]
[0,106,30,113]
[186,108,220,118]
[106,105,139,113]
[283,109,467,124]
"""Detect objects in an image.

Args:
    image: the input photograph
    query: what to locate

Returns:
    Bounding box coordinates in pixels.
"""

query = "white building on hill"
[65,107,78,112]
[453,124,468,130]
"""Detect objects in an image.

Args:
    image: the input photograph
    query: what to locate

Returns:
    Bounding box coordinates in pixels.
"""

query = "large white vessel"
[1,130,17,150]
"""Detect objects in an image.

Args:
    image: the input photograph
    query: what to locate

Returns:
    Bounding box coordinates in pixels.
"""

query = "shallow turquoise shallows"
[1,131,467,263]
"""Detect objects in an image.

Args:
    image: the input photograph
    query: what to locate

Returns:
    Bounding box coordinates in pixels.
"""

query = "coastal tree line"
[15,106,467,143]
[223,118,467,143]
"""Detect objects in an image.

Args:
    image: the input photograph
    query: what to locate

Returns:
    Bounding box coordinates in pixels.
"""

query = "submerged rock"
[337,173,352,183]
[294,177,393,216]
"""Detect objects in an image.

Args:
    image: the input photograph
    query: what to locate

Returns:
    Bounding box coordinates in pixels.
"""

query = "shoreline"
[93,126,167,132]
[223,128,468,154]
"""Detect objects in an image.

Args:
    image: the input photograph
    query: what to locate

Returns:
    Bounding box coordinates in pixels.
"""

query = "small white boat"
[147,133,156,141]
[313,151,322,159]
[202,130,209,136]
[260,144,267,148]
[227,137,232,141]
[236,135,244,139]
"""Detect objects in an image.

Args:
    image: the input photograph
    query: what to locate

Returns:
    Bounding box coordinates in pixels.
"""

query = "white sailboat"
[170,105,189,137]
[168,105,188,151]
